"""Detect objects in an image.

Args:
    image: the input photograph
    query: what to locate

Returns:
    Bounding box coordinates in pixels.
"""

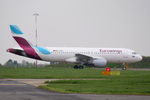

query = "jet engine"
[92,57,107,67]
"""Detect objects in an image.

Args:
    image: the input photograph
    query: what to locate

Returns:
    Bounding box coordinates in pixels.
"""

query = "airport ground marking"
[0,84,27,86]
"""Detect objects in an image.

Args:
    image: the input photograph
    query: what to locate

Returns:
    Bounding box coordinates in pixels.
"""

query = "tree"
[13,60,18,67]
[4,59,13,66]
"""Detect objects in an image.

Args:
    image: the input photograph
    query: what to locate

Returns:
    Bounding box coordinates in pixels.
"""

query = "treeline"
[107,56,150,68]
[129,56,150,68]
[1,59,47,67]
[1,56,150,68]
[45,56,150,68]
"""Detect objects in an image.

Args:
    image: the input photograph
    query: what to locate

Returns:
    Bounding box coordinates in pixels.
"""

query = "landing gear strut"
[73,65,84,69]
[122,63,128,70]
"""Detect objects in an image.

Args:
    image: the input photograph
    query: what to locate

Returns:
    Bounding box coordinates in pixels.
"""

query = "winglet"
[10,25,24,34]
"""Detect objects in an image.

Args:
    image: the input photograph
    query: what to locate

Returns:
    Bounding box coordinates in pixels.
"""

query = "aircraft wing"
[66,53,97,63]
[75,53,95,63]
[75,53,107,66]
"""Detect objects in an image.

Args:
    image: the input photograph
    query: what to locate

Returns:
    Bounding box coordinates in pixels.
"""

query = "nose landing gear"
[122,63,128,70]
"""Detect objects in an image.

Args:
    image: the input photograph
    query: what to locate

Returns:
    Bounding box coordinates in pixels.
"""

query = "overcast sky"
[0,0,150,64]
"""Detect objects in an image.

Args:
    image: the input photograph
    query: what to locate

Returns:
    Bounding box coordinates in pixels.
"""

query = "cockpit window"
[132,52,137,54]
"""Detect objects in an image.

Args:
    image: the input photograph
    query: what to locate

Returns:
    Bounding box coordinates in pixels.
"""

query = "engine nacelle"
[92,57,107,67]
[65,57,77,63]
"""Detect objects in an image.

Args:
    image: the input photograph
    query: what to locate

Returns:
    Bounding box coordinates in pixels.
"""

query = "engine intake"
[92,57,107,67]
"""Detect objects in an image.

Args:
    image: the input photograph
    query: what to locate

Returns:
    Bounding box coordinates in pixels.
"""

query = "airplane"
[7,25,143,69]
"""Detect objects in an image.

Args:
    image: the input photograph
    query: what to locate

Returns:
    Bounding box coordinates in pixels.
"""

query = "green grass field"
[0,67,104,79]
[38,69,150,95]
[0,66,150,95]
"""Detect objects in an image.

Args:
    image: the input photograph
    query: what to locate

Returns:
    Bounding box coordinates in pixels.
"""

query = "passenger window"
[132,52,137,54]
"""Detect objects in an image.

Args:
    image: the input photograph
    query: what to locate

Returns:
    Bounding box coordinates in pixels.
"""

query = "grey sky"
[0,0,150,64]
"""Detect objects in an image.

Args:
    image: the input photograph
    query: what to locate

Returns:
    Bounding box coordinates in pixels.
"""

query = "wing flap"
[75,54,93,63]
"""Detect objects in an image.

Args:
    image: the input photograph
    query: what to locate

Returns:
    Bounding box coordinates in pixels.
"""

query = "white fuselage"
[35,47,142,63]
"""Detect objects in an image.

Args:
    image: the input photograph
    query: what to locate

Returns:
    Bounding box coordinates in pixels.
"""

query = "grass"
[0,67,104,79]
[0,66,150,95]
[39,70,150,95]
[39,79,150,95]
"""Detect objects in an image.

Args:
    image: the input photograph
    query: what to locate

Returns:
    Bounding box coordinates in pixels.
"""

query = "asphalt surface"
[0,79,150,100]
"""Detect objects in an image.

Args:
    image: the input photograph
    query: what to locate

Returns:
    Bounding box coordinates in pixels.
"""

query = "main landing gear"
[73,65,84,69]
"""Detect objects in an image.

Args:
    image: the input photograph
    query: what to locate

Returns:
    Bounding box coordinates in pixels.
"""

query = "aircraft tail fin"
[9,25,33,47]
[10,25,24,35]
[9,25,41,60]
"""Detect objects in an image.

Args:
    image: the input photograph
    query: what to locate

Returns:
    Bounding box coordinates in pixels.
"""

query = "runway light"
[106,67,111,72]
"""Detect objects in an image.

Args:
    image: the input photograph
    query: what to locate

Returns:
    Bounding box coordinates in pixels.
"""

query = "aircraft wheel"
[79,65,84,69]
[73,65,84,69]
[73,65,78,69]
